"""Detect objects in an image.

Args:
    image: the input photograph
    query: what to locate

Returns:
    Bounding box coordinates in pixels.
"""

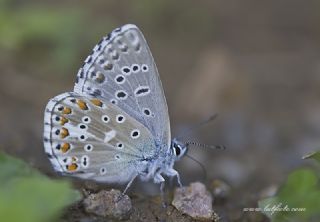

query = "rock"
[172,182,215,221]
[83,189,132,220]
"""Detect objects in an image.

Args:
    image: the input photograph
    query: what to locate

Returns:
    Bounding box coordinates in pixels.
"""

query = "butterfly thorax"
[139,138,187,183]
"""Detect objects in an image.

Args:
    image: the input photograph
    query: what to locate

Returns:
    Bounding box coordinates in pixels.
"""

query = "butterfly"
[43,24,188,194]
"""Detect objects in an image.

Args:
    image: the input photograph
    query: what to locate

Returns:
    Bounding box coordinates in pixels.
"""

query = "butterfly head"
[171,138,188,160]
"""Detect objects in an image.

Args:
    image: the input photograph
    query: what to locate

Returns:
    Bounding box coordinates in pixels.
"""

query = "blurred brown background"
[1,0,319,202]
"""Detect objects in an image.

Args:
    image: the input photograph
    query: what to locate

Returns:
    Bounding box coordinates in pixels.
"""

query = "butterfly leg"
[165,168,182,187]
[122,173,138,195]
[154,173,167,208]
[116,174,138,202]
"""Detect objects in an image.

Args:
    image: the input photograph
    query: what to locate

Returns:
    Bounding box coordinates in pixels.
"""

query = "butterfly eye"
[173,144,182,156]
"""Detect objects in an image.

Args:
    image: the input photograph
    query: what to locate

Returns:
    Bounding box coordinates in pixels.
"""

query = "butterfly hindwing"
[74,24,171,149]
[44,92,156,183]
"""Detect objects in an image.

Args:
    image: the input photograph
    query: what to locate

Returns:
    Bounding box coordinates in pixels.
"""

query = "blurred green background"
[1,0,320,219]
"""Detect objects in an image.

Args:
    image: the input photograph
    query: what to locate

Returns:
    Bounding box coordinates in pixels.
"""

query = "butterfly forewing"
[74,24,171,149]
[44,92,156,183]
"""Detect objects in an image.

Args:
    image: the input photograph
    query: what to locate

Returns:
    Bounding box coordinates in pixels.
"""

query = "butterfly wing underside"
[74,24,171,150]
[44,92,156,183]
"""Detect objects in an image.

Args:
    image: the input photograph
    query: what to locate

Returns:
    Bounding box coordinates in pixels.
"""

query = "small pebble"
[83,189,132,220]
[172,182,215,220]
[259,184,278,199]
[210,179,231,200]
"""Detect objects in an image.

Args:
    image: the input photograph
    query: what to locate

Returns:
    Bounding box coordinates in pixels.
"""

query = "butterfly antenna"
[185,154,207,181]
[176,114,219,140]
[186,141,226,151]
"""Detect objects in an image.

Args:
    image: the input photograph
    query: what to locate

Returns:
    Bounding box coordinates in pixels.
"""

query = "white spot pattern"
[104,130,116,143]
[116,114,126,123]
[101,115,110,123]
[131,129,140,139]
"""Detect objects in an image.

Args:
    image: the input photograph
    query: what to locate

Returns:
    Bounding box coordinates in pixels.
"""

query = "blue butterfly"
[43,24,187,194]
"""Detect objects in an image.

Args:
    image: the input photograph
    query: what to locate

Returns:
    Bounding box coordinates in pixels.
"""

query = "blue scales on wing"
[43,92,156,183]
[74,24,171,150]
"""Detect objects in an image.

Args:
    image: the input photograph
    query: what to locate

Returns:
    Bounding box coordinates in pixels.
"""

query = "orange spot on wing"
[61,143,70,153]
[62,107,72,114]
[77,100,88,110]
[91,99,103,107]
[66,163,78,171]
[60,127,69,139]
[60,116,68,125]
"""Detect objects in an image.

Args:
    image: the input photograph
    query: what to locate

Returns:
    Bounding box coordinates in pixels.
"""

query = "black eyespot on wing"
[135,86,150,97]
[116,91,127,99]
[143,108,151,116]
[115,75,124,83]
[83,117,89,122]
[132,65,139,71]
[137,88,148,94]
